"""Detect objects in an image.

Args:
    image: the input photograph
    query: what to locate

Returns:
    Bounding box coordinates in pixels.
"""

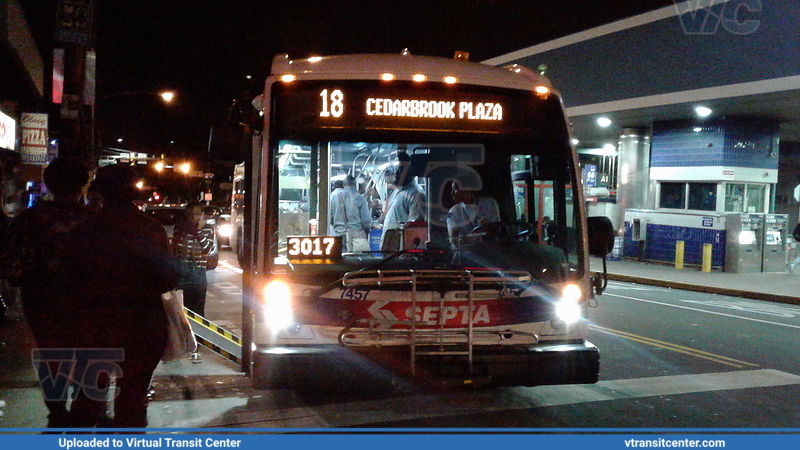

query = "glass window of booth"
[724,183,766,213]
[688,182,717,211]
[659,182,686,209]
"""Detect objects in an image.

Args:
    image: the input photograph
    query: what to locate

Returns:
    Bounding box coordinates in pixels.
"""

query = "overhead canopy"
[483,1,800,148]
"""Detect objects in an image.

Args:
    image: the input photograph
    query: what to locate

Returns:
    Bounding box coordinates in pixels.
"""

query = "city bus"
[243,51,614,389]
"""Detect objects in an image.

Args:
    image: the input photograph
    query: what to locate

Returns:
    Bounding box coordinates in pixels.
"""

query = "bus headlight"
[555,283,583,324]
[217,223,233,238]
[263,280,294,330]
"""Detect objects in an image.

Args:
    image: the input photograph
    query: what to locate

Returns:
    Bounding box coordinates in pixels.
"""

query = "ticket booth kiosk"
[725,213,764,273]
[762,214,788,272]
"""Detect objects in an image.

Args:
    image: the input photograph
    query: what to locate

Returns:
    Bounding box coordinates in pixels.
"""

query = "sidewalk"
[591,257,800,306]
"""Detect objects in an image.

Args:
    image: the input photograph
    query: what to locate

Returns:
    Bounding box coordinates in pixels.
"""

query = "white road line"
[603,293,800,330]
[607,281,667,292]
[196,369,800,428]
[218,260,244,274]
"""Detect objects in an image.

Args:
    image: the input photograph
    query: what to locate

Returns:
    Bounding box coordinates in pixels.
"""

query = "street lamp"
[159,91,175,103]
[98,90,176,103]
[93,90,177,160]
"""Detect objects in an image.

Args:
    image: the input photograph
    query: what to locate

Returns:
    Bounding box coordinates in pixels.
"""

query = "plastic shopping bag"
[161,289,198,362]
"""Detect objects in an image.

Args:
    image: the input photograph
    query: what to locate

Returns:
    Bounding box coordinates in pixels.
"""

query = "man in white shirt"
[330,176,372,252]
[380,152,426,251]
[446,181,500,247]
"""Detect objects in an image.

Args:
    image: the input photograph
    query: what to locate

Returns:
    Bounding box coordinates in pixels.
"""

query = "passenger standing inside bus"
[330,175,372,252]
[380,152,426,251]
[446,181,500,247]
[327,179,344,236]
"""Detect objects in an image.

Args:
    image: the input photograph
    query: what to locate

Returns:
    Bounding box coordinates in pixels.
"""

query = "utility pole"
[54,0,96,167]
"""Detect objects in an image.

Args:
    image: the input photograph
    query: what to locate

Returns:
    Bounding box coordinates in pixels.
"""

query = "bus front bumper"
[252,341,599,389]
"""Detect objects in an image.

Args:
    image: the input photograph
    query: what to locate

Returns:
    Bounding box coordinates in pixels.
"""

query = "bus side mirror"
[587,216,615,258]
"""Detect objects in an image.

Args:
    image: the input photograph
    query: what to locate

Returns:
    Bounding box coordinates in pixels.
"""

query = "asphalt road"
[178,261,800,429]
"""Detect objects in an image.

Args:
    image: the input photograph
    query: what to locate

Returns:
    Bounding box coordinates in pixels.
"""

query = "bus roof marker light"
[412,74,427,82]
[380,73,395,81]
[534,85,550,99]
[443,75,458,84]
[280,74,296,83]
[597,117,612,127]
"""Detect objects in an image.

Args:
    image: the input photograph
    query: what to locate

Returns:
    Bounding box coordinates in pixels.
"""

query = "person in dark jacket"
[0,157,91,428]
[65,164,179,428]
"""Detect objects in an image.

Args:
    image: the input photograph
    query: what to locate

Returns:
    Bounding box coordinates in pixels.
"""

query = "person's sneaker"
[190,352,202,364]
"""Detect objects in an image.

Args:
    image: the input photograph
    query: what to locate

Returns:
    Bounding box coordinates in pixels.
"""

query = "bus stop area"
[1,255,797,428]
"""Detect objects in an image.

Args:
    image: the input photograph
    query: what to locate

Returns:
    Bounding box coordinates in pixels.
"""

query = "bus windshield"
[274,138,582,282]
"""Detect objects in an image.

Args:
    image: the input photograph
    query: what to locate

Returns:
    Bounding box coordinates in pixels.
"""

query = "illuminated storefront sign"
[0,111,16,150]
[21,113,49,164]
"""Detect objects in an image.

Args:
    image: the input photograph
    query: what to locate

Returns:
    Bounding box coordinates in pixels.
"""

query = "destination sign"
[364,97,502,121]
[271,80,555,135]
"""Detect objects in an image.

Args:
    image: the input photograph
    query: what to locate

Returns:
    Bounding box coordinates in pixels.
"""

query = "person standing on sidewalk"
[64,163,179,428]
[0,157,91,428]
[789,221,800,273]
[171,202,215,364]
[172,202,215,317]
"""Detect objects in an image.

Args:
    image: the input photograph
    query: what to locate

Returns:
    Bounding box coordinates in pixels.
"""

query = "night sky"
[23,0,678,160]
